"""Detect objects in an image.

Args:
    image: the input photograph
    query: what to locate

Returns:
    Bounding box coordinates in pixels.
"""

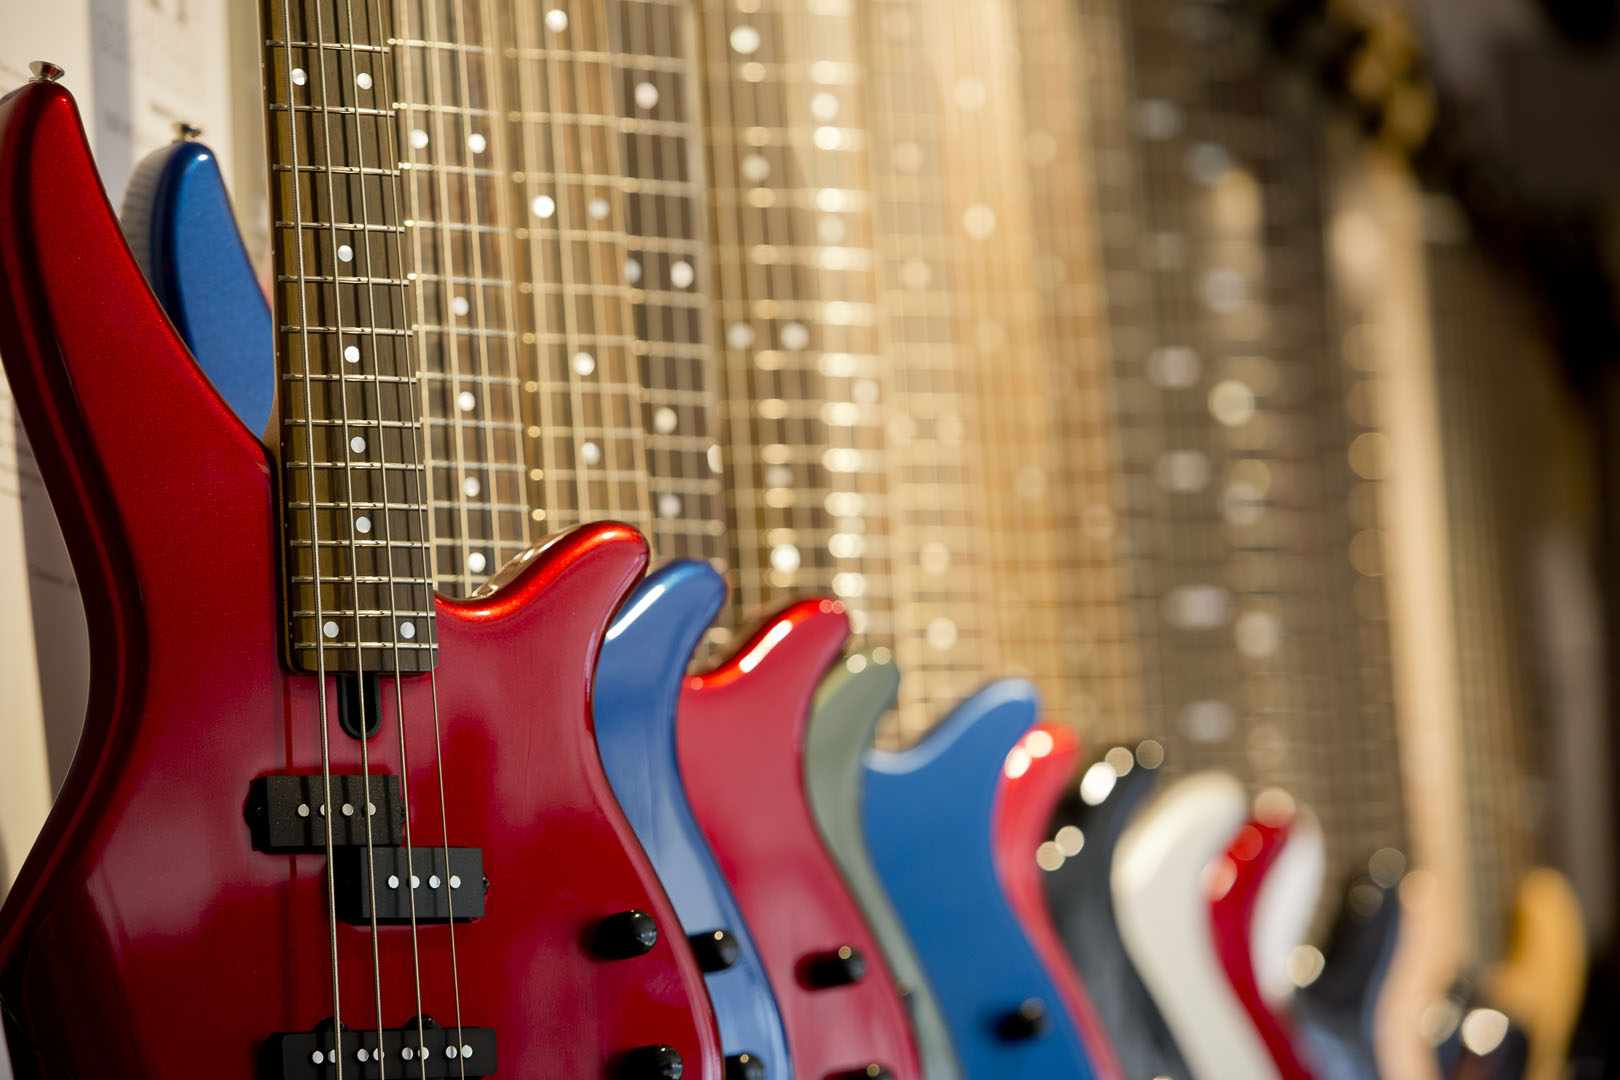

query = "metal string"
[310,0,389,1066]
[278,0,346,1072]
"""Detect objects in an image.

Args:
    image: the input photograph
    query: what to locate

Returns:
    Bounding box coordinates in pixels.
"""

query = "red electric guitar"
[0,8,723,1076]
[679,601,924,1080]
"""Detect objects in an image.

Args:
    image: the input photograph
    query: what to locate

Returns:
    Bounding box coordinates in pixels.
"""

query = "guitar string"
[278,0,346,1070]
[314,0,389,1065]
[383,2,436,1071]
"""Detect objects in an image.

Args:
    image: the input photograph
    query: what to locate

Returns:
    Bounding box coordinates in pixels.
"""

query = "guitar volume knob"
[803,944,867,988]
[725,1051,766,1080]
[620,1044,684,1079]
[996,997,1048,1041]
[592,910,660,960]
[689,928,741,973]
[828,1066,893,1080]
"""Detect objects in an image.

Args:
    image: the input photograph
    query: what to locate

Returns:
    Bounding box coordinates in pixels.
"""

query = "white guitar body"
[1113,771,1283,1080]
[1254,806,1326,1006]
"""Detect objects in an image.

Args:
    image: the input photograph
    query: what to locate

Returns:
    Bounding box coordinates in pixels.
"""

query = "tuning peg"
[592,910,659,960]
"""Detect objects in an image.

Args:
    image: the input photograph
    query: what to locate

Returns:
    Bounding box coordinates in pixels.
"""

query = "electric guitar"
[594,561,792,1080]
[1031,744,1197,1079]
[680,602,925,1080]
[861,681,1106,1079]
[0,34,721,1080]
[806,651,964,1080]
[1295,870,1402,1080]
[991,722,1123,1080]
[1114,772,1280,1080]
[1208,813,1322,1080]
[1484,869,1586,1080]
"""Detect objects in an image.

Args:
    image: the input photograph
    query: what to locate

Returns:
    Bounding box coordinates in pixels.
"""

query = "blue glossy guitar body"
[862,680,1102,1080]
[120,136,274,436]
[594,561,794,1080]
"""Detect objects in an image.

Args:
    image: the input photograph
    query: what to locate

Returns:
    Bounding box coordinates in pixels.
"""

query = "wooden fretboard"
[611,0,728,569]
[265,0,436,674]
[697,0,895,650]
[501,0,654,536]
[393,0,534,596]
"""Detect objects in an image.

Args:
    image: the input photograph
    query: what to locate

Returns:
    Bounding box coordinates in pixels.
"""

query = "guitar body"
[118,135,274,436]
[679,602,924,1080]
[1038,750,1196,1079]
[992,724,1121,1080]
[1209,817,1319,1080]
[806,652,963,1080]
[1486,868,1587,1080]
[862,681,1102,1080]
[1114,771,1279,1080]
[1296,872,1401,1080]
[0,78,721,1079]
[595,561,793,1080]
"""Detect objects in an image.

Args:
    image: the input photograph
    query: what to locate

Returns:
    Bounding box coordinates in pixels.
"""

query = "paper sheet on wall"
[0,0,237,897]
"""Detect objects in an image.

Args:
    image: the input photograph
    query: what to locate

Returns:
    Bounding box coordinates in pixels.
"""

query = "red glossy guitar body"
[1210,818,1316,1080]
[994,724,1123,1080]
[677,601,923,1080]
[0,79,720,1078]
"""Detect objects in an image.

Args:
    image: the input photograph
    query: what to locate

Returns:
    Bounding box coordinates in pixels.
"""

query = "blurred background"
[2,0,1620,1068]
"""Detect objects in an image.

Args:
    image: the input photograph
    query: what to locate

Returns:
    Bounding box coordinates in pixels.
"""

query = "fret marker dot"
[350,435,366,454]
[730,25,761,55]
[588,197,610,220]
[572,351,596,376]
[741,153,771,184]
[545,8,569,31]
[634,81,660,110]
[344,345,360,364]
[531,194,556,219]
[780,321,809,350]
[400,621,416,640]
[463,476,481,497]
[623,257,642,283]
[291,68,307,86]
[337,244,354,263]
[727,322,756,350]
[653,406,678,434]
[963,203,997,238]
[451,295,470,317]
[410,128,429,149]
[670,260,695,289]
[355,72,373,91]
[323,621,340,639]
[457,391,477,412]
[658,493,682,518]
[811,91,839,121]
[580,441,602,466]
[468,552,487,574]
[467,132,487,154]
[355,515,372,534]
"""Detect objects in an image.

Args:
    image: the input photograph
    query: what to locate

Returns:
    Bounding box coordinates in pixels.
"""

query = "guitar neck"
[612,0,729,569]
[698,0,896,652]
[394,0,534,596]
[264,0,437,674]
[501,0,654,537]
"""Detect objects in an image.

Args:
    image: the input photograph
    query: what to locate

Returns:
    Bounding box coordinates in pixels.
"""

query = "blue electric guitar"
[594,561,793,1080]
[861,680,1106,1080]
[1296,869,1402,1080]
[119,130,274,437]
[124,137,793,1080]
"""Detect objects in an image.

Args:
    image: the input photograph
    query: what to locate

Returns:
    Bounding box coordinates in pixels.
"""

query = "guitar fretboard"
[611,0,728,568]
[264,0,437,674]
[502,0,654,534]
[394,0,534,596]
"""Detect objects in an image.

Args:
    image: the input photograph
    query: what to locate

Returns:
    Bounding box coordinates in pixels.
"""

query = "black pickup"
[264,1018,496,1079]
[336,845,487,924]
[246,774,405,853]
